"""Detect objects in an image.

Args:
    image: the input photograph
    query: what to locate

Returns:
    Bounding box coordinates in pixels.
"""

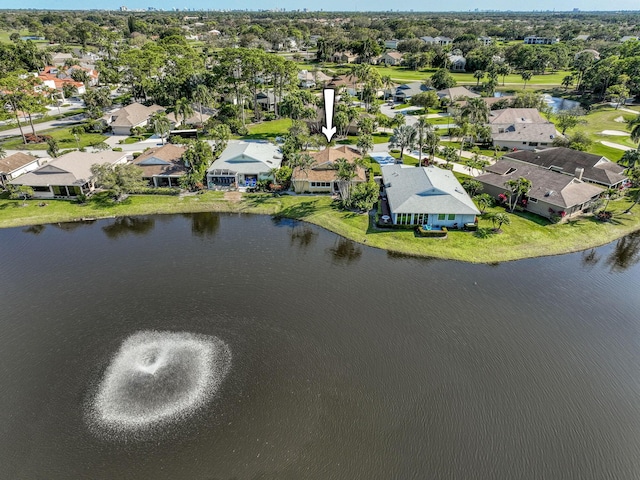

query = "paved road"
[0,111,86,139]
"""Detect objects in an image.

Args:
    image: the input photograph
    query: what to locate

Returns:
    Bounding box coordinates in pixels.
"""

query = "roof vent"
[545,190,554,197]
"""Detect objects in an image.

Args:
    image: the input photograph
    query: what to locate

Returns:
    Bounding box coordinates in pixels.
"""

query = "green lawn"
[3,191,639,263]
[560,106,638,150]
[369,65,572,88]
[121,133,153,144]
[241,118,293,141]
[0,127,107,151]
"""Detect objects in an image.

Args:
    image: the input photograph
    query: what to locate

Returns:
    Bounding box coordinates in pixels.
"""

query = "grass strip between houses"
[1,191,640,263]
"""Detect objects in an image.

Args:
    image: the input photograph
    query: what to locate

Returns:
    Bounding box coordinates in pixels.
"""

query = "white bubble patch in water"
[86,330,231,439]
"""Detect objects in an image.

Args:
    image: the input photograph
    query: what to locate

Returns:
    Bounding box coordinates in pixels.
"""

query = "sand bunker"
[601,130,629,136]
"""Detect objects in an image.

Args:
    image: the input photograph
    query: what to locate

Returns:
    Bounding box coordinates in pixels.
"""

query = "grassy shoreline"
[1,191,639,263]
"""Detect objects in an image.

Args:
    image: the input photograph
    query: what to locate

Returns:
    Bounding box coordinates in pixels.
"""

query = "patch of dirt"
[224,191,243,203]
[614,116,625,123]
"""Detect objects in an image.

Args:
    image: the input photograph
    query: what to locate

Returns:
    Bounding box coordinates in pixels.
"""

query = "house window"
[32,186,50,192]
[310,182,331,187]
[448,214,456,220]
[438,214,446,221]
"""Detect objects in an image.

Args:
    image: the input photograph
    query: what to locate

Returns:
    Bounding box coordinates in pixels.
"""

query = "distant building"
[478,36,492,45]
[620,36,639,42]
[523,36,559,45]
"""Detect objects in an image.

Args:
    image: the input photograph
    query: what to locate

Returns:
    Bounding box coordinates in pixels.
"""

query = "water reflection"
[52,220,97,232]
[606,232,640,272]
[187,212,220,238]
[327,237,362,264]
[581,248,601,269]
[22,224,46,235]
[102,217,156,239]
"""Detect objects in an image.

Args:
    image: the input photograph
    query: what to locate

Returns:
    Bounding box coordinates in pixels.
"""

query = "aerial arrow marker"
[321,88,336,143]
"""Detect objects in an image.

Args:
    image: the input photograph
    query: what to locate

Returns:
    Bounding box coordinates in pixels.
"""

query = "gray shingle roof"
[477,159,603,209]
[382,164,480,215]
[503,147,627,187]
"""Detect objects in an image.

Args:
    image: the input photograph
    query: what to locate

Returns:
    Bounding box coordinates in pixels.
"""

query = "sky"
[3,0,640,12]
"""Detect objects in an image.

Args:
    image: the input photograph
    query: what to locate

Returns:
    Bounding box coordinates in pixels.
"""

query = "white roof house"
[207,141,282,189]
[9,151,129,198]
[381,164,479,227]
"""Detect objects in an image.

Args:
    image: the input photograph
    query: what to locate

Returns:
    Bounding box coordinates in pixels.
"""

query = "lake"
[1,213,640,479]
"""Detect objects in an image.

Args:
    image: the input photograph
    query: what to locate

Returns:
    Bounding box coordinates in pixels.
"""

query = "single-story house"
[436,86,479,102]
[330,51,357,64]
[298,69,332,88]
[523,36,559,45]
[502,147,627,188]
[327,75,362,97]
[420,36,453,45]
[166,110,211,128]
[478,36,492,45]
[476,159,604,219]
[381,164,479,227]
[37,72,86,97]
[207,140,282,189]
[447,54,467,72]
[489,108,557,151]
[102,103,165,135]
[0,153,41,188]
[9,151,129,198]
[393,82,433,102]
[133,144,188,187]
[51,53,74,66]
[384,39,399,49]
[291,146,367,193]
[380,51,404,66]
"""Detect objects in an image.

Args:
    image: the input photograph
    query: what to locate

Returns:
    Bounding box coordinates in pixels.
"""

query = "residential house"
[255,91,276,111]
[0,153,41,188]
[420,36,453,46]
[8,151,129,198]
[298,69,331,88]
[476,159,603,219]
[207,140,282,189]
[166,110,211,128]
[478,36,492,45]
[379,51,404,66]
[436,86,479,103]
[50,53,74,66]
[575,34,590,41]
[502,147,627,188]
[447,54,467,72]
[37,71,86,98]
[133,144,188,188]
[384,39,399,49]
[393,81,433,102]
[291,146,366,193]
[381,164,480,227]
[575,49,600,60]
[330,51,357,64]
[488,108,557,151]
[523,36,559,45]
[102,102,165,135]
[327,75,362,97]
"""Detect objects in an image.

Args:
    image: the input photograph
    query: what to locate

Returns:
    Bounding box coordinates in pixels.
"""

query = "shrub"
[128,187,181,195]
[112,147,123,152]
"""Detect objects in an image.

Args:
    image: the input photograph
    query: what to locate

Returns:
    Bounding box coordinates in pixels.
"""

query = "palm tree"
[601,187,621,212]
[381,75,394,100]
[192,84,215,124]
[504,177,532,212]
[462,97,490,124]
[473,70,485,86]
[357,134,373,158]
[474,193,494,214]
[562,75,574,91]
[415,117,434,165]
[174,97,194,128]
[0,145,6,159]
[497,63,511,86]
[628,116,640,149]
[619,149,640,170]
[291,152,315,193]
[334,157,357,205]
[389,124,417,162]
[487,212,511,232]
[153,115,171,145]
[521,71,533,89]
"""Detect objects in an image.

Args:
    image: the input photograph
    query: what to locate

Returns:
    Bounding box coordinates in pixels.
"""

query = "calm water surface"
[1,213,640,479]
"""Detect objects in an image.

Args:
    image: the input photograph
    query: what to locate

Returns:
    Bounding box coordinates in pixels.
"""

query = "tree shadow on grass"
[274,199,319,220]
[474,227,496,239]
[89,191,132,209]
